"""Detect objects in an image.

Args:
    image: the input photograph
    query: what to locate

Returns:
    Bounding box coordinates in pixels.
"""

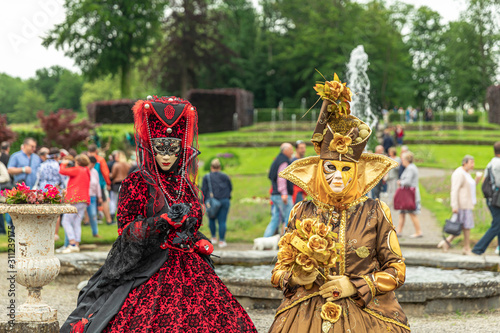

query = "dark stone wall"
[487,85,500,125]
[186,88,254,134]
[86,89,254,133]
[87,99,137,124]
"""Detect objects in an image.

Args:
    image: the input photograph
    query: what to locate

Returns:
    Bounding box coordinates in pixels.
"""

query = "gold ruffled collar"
[279,153,398,208]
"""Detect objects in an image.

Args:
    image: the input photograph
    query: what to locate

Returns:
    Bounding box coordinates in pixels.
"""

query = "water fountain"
[300,97,307,112]
[278,101,284,122]
[271,108,276,131]
[346,45,378,131]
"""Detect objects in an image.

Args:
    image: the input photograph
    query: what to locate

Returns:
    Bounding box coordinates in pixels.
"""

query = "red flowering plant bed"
[1,183,63,204]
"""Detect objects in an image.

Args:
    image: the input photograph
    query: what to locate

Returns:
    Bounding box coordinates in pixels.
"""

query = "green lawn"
[419,176,493,245]
[407,144,495,170]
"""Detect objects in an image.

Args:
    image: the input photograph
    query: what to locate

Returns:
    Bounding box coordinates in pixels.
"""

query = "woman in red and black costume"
[61,96,257,333]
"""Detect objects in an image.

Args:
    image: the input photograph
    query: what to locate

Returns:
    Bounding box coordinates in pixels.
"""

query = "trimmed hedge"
[255,108,318,122]
[388,112,480,123]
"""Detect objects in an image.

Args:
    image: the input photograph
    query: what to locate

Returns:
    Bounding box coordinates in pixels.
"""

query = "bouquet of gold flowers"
[277,217,342,289]
[313,72,352,118]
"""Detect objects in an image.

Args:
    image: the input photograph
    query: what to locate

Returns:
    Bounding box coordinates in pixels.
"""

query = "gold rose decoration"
[321,301,343,332]
[328,133,353,155]
[276,217,342,289]
[309,72,373,162]
[313,73,352,118]
[321,301,342,323]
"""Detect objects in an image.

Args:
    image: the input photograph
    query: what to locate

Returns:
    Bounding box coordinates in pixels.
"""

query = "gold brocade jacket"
[270,155,409,331]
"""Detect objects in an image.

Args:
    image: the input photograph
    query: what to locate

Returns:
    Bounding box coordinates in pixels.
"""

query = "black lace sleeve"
[96,174,169,292]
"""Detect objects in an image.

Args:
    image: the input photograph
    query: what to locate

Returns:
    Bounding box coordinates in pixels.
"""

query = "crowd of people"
[262,129,500,258]
[0,138,136,254]
[382,106,434,124]
[3,132,500,257]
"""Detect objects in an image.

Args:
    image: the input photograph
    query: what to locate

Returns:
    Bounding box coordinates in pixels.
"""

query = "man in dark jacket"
[201,159,233,248]
[382,128,395,154]
[264,143,294,237]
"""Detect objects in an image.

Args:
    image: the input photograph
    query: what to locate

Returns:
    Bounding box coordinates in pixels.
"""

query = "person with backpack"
[472,142,500,256]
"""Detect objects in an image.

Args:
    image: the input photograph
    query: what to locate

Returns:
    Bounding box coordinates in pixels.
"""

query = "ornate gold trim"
[357,153,399,196]
[348,195,368,208]
[387,230,403,258]
[362,307,411,331]
[280,158,321,202]
[275,292,321,317]
[378,200,394,227]
[339,210,347,275]
[362,275,377,299]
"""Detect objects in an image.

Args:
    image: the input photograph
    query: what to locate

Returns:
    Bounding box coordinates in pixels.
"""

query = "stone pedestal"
[0,321,59,333]
[0,204,76,331]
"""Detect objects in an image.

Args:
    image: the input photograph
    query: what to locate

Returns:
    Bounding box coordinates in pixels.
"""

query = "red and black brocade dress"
[61,171,257,333]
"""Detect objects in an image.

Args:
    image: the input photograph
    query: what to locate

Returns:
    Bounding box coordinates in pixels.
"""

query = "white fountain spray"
[346,45,377,130]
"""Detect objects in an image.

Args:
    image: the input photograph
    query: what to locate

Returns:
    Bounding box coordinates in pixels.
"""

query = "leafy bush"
[37,109,95,149]
[9,128,45,153]
[0,115,17,143]
[93,124,135,156]
[255,108,314,122]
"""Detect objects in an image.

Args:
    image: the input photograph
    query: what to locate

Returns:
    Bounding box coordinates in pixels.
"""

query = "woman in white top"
[438,155,481,255]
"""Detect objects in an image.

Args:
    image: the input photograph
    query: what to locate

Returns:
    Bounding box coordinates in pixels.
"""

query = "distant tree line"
[0,0,498,123]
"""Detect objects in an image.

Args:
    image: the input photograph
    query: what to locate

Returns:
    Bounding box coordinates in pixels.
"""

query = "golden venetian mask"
[323,160,356,194]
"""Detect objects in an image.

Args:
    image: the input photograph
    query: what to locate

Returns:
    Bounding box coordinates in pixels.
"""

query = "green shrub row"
[254,108,317,122]
[388,112,480,123]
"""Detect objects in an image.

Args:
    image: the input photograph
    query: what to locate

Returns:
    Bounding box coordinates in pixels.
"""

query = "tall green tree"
[150,0,235,97]
[51,71,84,111]
[80,76,121,112]
[441,0,499,109]
[199,0,258,90]
[11,90,49,123]
[356,1,414,109]
[0,73,27,118]
[43,0,165,98]
[29,66,83,111]
[254,0,414,110]
[407,6,447,110]
[29,66,66,101]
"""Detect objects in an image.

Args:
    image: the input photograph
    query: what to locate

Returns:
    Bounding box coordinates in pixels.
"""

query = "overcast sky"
[0,0,467,80]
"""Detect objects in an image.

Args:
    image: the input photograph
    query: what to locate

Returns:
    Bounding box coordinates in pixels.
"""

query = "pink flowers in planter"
[1,183,63,204]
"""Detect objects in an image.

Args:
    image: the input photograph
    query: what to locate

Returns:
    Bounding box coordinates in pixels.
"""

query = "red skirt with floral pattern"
[100,249,257,333]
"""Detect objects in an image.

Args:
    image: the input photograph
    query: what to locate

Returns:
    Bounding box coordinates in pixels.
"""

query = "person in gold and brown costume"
[268,74,410,333]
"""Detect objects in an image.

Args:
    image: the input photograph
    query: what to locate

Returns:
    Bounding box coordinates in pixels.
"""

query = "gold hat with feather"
[310,73,371,162]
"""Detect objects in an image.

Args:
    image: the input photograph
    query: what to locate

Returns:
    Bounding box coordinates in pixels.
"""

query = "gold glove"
[289,270,319,288]
[319,275,357,301]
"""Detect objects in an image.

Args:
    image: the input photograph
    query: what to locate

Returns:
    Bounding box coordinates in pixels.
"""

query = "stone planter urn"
[0,203,76,331]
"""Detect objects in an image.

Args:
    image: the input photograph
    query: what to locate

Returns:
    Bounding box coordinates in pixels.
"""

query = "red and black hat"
[133,96,198,149]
